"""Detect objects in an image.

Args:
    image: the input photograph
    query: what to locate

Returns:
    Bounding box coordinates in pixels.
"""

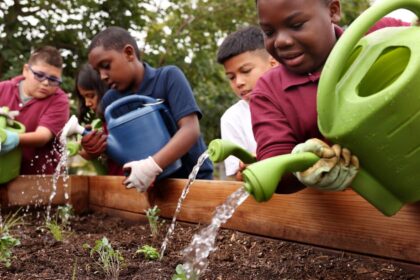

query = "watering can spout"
[207,139,320,202]
[207,139,256,164]
[242,153,319,202]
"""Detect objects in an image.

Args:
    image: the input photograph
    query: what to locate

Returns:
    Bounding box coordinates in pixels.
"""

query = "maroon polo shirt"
[0,76,69,174]
[250,18,409,193]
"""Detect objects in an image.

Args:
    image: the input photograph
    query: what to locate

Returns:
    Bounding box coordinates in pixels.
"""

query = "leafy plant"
[172,264,189,280]
[0,232,20,267]
[145,205,161,238]
[136,245,160,260]
[46,220,64,242]
[45,205,74,242]
[83,237,124,280]
[0,208,23,268]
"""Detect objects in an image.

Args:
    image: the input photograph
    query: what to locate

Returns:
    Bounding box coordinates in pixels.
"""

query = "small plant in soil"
[0,208,23,267]
[83,236,124,280]
[0,232,20,268]
[136,245,160,260]
[45,204,74,242]
[172,264,191,280]
[145,205,162,238]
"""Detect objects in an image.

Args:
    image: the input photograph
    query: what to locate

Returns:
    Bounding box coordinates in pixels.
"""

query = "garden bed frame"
[1,175,419,265]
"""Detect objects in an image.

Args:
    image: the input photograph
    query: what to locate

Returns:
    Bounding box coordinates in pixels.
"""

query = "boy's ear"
[269,56,279,68]
[22,64,29,77]
[329,0,341,24]
[122,44,137,61]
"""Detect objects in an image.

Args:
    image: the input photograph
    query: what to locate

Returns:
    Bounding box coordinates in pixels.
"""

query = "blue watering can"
[104,95,181,179]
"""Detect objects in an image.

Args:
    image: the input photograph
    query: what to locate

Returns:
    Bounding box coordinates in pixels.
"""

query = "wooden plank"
[90,205,149,223]
[152,179,420,264]
[0,175,89,214]
[88,176,152,214]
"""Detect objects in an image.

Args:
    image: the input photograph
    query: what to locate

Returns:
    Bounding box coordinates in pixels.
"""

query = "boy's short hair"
[28,46,63,69]
[217,26,267,64]
[88,26,141,58]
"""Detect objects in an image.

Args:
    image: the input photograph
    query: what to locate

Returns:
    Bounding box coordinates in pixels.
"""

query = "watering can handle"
[104,95,160,123]
[318,0,420,108]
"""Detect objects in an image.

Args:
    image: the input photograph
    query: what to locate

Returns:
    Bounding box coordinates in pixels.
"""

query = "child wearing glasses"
[0,45,69,174]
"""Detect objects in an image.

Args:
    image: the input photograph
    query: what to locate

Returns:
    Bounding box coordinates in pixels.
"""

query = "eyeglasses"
[28,65,62,87]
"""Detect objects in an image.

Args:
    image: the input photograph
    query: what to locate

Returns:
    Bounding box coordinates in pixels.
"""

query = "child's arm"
[154,113,200,169]
[123,113,200,192]
[18,126,54,147]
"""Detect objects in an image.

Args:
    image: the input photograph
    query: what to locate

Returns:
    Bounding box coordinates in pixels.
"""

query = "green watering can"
[318,0,420,216]
[0,107,25,184]
[210,0,420,216]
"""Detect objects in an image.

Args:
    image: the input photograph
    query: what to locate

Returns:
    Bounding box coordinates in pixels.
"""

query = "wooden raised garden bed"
[1,175,419,266]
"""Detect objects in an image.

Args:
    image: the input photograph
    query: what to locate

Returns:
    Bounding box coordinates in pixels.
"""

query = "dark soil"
[1,209,419,280]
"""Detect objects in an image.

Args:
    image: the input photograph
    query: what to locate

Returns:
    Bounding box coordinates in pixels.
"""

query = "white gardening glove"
[291,138,359,191]
[123,156,163,192]
[0,107,19,126]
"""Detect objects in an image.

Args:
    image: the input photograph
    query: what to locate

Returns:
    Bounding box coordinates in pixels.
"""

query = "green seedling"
[136,245,160,260]
[172,264,189,280]
[57,205,74,228]
[0,233,20,268]
[0,208,24,235]
[83,237,124,280]
[72,258,78,280]
[145,205,161,238]
[46,220,63,242]
[0,208,23,268]
[45,205,74,242]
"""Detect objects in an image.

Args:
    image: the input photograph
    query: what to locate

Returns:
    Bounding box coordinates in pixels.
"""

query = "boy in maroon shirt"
[0,46,69,174]
[251,0,409,192]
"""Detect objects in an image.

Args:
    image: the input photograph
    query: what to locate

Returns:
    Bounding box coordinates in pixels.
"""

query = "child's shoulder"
[157,64,185,77]
[0,76,20,87]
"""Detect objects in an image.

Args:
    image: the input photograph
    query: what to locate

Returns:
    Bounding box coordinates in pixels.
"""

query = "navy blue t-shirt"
[101,62,213,180]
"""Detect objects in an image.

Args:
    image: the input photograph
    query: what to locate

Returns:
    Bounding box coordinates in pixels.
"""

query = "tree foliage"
[0,0,370,143]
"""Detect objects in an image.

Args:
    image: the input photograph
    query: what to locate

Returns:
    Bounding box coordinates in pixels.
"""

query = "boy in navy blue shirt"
[85,26,213,191]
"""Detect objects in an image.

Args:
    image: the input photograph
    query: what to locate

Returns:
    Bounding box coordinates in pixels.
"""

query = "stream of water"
[45,124,71,222]
[180,187,249,279]
[159,151,209,259]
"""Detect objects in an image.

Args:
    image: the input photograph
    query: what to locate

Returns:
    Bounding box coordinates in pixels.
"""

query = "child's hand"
[80,130,107,158]
[0,129,19,155]
[291,138,359,191]
[235,161,247,181]
[123,156,162,192]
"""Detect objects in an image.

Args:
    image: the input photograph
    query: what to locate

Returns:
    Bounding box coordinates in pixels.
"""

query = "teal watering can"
[0,107,25,184]
[210,0,420,216]
[104,95,181,179]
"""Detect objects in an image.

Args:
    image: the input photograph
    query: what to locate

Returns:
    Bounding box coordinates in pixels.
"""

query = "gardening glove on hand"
[291,138,359,191]
[123,156,163,192]
[80,130,107,159]
[0,129,19,155]
[0,107,19,126]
